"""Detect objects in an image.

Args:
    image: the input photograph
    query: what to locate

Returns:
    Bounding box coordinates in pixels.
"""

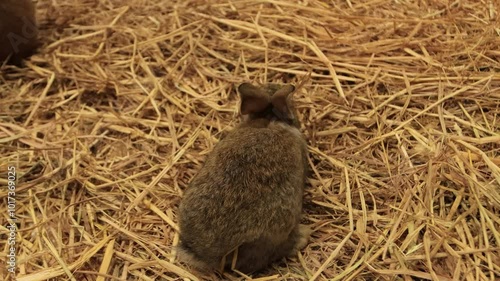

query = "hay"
[1,0,499,280]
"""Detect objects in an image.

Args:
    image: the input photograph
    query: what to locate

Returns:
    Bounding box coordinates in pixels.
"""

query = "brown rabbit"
[0,0,38,63]
[177,82,310,274]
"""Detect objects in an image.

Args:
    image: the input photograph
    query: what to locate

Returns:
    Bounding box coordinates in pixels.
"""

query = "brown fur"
[178,83,310,274]
[0,0,38,63]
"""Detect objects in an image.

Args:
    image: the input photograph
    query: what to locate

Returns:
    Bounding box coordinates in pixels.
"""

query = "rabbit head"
[238,83,301,128]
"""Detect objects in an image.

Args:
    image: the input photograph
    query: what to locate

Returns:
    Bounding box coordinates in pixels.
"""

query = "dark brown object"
[178,83,310,274]
[0,0,38,63]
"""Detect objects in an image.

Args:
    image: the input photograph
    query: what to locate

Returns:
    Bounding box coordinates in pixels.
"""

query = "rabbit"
[0,0,38,63]
[177,82,311,274]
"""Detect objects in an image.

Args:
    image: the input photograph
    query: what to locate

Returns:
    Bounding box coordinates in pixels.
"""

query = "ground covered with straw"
[1,0,499,280]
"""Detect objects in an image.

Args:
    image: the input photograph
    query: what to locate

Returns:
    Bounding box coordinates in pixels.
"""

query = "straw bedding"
[1,0,499,280]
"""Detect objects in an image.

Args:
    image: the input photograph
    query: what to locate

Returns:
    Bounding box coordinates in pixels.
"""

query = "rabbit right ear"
[270,84,295,119]
[237,83,271,115]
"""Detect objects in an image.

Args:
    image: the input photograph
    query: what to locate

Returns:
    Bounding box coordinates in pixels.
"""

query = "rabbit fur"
[0,0,38,63]
[177,82,310,274]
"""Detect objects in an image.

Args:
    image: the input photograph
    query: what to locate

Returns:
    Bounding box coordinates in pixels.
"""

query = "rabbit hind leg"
[229,225,312,274]
[289,224,312,253]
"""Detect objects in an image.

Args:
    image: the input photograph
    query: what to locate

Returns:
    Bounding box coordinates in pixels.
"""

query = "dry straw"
[1,0,499,280]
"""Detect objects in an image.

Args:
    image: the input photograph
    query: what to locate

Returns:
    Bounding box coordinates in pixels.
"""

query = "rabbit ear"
[238,83,271,115]
[271,85,296,118]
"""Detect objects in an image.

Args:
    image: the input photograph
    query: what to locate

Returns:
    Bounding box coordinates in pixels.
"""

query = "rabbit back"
[178,121,307,272]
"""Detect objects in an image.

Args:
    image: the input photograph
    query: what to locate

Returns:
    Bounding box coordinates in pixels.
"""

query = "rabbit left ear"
[238,83,271,115]
[271,85,295,119]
